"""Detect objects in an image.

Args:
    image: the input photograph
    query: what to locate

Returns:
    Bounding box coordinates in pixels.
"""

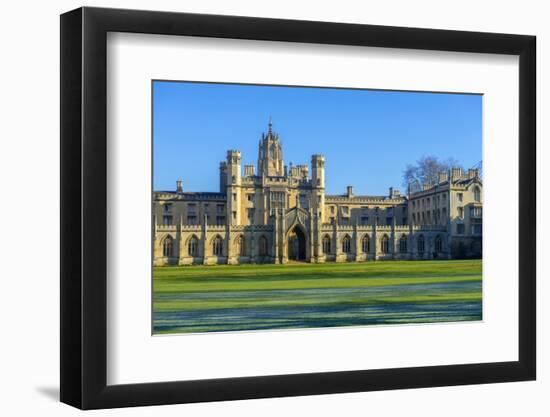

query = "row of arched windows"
[233,235,269,256]
[162,234,269,257]
[319,234,444,255]
[163,234,445,258]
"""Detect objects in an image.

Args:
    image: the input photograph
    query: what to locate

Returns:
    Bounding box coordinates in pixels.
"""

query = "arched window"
[322,235,331,254]
[435,235,443,253]
[473,186,481,202]
[212,235,223,256]
[399,235,407,253]
[362,235,370,253]
[188,235,198,257]
[236,235,245,256]
[381,234,390,254]
[163,235,174,257]
[259,236,268,256]
[342,235,351,253]
[417,235,425,254]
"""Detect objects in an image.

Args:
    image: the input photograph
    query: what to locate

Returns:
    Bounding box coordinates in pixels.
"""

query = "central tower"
[257,118,284,177]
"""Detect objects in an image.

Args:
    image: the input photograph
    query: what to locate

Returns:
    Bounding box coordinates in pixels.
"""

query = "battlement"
[156,225,177,231]
[180,225,202,231]
[325,195,406,204]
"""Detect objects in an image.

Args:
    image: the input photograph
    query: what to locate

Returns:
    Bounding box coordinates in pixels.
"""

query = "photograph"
[152,81,483,335]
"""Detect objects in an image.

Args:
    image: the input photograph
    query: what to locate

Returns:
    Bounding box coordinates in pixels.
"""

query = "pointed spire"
[268,116,273,136]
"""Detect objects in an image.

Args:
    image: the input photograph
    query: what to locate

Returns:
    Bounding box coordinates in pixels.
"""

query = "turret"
[227,150,241,185]
[311,154,325,188]
[311,154,326,221]
[257,118,284,177]
[219,161,227,193]
[226,150,242,225]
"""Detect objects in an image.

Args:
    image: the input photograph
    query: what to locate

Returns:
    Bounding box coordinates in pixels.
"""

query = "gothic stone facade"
[153,122,482,266]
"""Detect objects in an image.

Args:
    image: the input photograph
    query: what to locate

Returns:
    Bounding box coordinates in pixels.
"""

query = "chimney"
[467,168,478,179]
[244,165,255,177]
[438,171,449,183]
[176,179,183,193]
[389,188,400,198]
[451,167,462,182]
[347,186,354,198]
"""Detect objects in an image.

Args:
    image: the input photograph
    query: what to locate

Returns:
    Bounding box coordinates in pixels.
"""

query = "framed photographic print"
[60,6,536,409]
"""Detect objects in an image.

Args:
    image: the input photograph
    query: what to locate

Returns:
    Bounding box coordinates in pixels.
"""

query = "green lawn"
[153,260,482,334]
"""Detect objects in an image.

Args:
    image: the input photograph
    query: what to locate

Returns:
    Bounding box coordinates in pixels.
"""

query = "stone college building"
[153,121,482,265]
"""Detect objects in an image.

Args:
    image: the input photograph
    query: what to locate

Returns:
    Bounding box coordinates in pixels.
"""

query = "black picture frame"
[60,6,536,410]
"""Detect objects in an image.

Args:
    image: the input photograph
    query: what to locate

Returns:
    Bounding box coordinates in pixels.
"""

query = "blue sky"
[153,81,482,195]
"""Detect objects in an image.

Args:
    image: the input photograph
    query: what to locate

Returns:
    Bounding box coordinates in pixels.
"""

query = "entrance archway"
[287,226,306,261]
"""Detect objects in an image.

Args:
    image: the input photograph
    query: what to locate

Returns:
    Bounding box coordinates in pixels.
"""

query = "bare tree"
[402,155,461,190]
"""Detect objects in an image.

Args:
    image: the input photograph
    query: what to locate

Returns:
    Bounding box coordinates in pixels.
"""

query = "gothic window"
[163,215,172,225]
[163,203,172,213]
[473,186,481,202]
[259,236,268,256]
[457,207,464,218]
[188,236,198,257]
[435,235,443,253]
[362,235,370,253]
[417,235,425,254]
[322,235,331,254]
[212,235,223,256]
[162,236,174,257]
[399,235,407,253]
[236,235,245,256]
[342,235,351,253]
[458,193,463,202]
[381,235,390,254]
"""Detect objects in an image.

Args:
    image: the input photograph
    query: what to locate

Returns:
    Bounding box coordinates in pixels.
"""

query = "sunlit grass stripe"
[153,275,480,293]
[153,292,482,311]
[153,259,482,280]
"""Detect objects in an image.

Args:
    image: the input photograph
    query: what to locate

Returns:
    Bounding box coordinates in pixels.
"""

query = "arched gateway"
[287,225,306,261]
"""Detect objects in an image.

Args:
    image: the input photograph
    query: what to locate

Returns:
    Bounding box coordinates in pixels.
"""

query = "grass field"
[153,260,482,334]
